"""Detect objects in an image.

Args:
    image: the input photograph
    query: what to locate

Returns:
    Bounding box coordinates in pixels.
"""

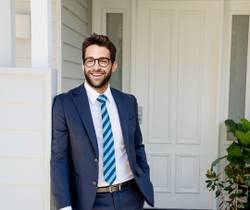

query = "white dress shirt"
[85,81,133,186]
[59,82,133,210]
[60,207,72,210]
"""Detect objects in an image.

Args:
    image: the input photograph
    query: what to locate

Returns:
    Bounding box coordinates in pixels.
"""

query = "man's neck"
[85,81,110,94]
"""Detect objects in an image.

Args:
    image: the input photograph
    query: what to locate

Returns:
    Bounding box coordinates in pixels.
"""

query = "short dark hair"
[82,33,116,62]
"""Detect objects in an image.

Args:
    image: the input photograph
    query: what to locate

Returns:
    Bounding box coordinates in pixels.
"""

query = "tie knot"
[97,94,107,104]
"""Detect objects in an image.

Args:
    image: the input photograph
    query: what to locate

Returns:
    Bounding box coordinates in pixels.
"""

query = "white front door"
[132,1,223,209]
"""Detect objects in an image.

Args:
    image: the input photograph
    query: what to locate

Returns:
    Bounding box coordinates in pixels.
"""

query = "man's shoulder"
[110,87,136,101]
[54,84,83,101]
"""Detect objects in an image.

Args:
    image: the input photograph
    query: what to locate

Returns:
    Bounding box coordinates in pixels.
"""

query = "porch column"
[0,0,15,66]
[31,0,49,67]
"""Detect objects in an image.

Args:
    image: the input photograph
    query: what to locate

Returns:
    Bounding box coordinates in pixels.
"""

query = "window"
[106,13,123,90]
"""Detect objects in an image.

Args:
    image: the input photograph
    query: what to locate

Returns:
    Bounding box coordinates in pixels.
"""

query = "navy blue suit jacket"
[51,84,154,210]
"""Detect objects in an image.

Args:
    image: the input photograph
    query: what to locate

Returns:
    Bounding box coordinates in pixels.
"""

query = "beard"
[84,67,112,90]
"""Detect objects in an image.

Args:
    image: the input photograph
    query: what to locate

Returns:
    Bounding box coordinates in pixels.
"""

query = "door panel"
[134,1,222,208]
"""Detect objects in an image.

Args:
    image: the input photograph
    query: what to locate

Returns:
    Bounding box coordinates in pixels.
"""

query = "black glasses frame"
[84,57,112,67]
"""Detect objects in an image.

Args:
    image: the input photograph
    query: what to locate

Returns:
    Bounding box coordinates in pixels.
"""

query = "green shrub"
[206,118,250,210]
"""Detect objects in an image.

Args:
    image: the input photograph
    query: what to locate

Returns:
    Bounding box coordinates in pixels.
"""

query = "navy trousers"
[92,183,145,210]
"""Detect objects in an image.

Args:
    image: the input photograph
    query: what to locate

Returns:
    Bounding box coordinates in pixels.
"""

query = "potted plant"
[206,118,250,210]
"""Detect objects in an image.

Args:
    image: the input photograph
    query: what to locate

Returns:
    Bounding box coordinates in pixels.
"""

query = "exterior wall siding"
[61,0,92,92]
[0,68,55,210]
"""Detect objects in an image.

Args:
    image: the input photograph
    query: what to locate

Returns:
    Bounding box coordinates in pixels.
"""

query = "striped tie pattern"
[97,94,116,185]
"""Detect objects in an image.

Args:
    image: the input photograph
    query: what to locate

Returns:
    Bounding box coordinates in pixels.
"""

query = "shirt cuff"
[59,206,72,210]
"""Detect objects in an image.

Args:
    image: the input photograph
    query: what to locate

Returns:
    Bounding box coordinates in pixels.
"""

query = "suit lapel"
[111,89,130,151]
[72,85,99,156]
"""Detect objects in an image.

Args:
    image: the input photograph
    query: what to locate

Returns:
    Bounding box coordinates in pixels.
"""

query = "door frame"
[92,0,132,93]
[219,0,250,179]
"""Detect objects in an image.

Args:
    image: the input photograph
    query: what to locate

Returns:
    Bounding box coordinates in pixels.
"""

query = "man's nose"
[93,60,101,70]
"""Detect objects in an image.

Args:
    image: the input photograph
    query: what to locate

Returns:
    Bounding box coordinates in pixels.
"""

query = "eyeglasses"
[84,57,111,68]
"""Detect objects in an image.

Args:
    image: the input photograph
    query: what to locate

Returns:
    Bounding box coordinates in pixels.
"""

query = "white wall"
[15,0,31,67]
[0,0,15,66]
[10,2,92,209]
[15,0,60,71]
[49,0,61,71]
[0,68,55,210]
[16,0,91,92]
[61,0,92,92]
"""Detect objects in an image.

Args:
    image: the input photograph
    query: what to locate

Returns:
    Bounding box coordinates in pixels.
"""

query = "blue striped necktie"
[97,94,116,185]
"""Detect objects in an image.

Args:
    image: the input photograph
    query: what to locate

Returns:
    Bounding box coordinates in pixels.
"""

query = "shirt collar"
[84,81,112,104]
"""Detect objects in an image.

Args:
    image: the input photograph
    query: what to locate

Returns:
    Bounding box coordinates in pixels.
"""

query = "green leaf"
[225,119,238,134]
[243,154,250,163]
[215,190,221,197]
[218,183,224,188]
[227,144,242,157]
[235,131,250,146]
[219,201,224,208]
[240,118,250,132]
[224,186,233,192]
[206,181,212,188]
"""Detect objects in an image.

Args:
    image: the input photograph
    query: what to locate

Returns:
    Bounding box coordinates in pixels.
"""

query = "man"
[51,33,154,210]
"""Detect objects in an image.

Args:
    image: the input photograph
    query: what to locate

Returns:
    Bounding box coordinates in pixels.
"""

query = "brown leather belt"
[96,179,135,193]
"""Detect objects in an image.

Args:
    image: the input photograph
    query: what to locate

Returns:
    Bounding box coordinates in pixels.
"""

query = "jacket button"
[94,158,98,163]
[92,180,97,186]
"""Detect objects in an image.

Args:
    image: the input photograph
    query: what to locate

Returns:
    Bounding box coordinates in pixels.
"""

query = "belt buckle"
[108,184,122,192]
[108,185,115,193]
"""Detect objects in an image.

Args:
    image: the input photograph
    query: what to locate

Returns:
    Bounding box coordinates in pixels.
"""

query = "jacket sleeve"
[50,95,72,209]
[132,96,150,176]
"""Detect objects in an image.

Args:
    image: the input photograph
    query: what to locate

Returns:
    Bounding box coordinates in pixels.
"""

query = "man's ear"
[112,61,118,73]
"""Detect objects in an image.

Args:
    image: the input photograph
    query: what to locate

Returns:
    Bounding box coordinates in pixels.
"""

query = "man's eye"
[86,59,94,64]
[99,59,109,64]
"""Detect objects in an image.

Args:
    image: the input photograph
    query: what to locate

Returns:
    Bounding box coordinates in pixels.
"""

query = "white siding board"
[0,186,44,210]
[62,78,83,92]
[0,158,44,184]
[61,0,91,91]
[0,103,43,130]
[0,131,43,157]
[77,0,88,9]
[62,25,86,49]
[0,74,44,103]
[0,68,53,210]
[62,0,88,24]
[62,7,88,36]
[62,61,83,79]
[62,44,82,64]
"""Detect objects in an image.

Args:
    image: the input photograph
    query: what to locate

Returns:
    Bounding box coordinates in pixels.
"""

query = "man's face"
[83,44,117,93]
